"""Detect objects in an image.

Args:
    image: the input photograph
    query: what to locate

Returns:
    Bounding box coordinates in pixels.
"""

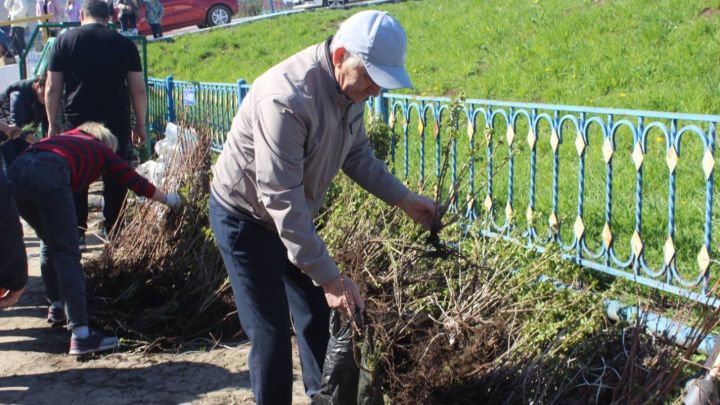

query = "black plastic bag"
[312,310,383,405]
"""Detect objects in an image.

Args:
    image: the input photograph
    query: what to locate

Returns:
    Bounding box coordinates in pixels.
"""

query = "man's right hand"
[321,275,365,316]
[131,125,146,147]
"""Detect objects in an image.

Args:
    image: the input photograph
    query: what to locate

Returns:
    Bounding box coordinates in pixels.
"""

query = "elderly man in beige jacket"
[209,10,436,404]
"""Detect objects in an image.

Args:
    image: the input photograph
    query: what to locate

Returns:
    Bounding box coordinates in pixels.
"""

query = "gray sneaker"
[69,330,119,355]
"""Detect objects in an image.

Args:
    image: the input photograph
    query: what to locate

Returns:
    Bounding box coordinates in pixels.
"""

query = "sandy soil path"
[0,220,308,404]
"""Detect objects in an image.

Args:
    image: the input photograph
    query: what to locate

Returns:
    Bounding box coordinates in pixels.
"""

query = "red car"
[115,0,238,35]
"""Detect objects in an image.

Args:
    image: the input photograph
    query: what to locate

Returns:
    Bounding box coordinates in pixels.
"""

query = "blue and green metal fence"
[148,77,248,151]
[148,75,720,307]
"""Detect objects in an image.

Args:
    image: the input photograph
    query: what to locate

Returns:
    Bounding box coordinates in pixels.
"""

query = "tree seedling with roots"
[424,96,502,258]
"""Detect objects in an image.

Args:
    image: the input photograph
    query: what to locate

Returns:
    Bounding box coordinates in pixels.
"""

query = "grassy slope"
[148,0,720,113]
[146,0,720,286]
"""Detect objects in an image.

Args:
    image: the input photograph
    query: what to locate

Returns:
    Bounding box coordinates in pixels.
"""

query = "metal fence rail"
[378,94,720,306]
[148,76,249,151]
[148,75,720,306]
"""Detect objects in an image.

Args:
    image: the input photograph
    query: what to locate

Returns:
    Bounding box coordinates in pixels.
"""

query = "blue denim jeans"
[0,156,27,291]
[8,151,88,328]
[209,194,330,404]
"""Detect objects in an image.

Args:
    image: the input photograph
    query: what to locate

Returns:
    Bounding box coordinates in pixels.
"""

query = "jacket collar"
[318,37,354,108]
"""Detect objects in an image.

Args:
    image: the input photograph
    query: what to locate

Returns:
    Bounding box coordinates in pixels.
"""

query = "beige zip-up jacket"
[211,39,409,285]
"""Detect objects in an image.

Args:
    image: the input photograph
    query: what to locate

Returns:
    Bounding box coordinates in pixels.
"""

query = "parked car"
[115,0,238,35]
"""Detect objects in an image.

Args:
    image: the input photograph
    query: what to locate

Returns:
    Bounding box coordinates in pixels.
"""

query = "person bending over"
[6,122,181,355]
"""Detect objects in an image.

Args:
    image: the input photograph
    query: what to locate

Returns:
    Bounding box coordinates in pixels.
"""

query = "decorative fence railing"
[148,76,249,151]
[148,75,720,307]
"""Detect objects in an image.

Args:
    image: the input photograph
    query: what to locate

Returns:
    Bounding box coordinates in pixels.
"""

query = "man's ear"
[332,46,346,66]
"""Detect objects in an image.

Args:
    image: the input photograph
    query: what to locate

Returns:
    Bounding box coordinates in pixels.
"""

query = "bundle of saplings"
[313,110,716,403]
[81,107,715,403]
[84,123,239,349]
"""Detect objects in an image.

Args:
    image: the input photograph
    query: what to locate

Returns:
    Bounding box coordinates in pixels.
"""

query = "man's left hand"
[396,192,438,231]
[132,125,146,147]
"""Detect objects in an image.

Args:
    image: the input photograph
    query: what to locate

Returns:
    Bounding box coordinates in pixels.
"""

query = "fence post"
[237,79,248,106]
[374,90,389,123]
[166,75,175,123]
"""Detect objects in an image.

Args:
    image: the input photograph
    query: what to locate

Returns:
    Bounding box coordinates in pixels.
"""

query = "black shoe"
[47,305,67,326]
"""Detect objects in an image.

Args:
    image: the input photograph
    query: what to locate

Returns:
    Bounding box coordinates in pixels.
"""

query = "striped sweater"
[29,129,156,197]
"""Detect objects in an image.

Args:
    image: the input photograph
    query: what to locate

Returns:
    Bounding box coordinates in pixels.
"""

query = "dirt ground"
[0,210,308,404]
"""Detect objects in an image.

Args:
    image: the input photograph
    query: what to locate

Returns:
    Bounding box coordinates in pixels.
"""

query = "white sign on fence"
[183,87,196,106]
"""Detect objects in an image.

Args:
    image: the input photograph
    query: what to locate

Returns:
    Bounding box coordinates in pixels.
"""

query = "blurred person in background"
[115,0,135,32]
[142,0,161,38]
[64,0,80,22]
[5,0,29,56]
[0,3,11,36]
[36,0,62,36]
[0,28,16,62]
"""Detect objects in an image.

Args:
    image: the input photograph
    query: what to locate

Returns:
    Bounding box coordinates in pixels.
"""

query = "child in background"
[143,0,163,38]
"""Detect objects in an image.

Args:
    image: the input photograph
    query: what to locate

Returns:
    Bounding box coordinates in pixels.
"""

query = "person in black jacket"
[0,72,47,168]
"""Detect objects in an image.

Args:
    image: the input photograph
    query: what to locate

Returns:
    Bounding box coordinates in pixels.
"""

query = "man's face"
[333,48,381,103]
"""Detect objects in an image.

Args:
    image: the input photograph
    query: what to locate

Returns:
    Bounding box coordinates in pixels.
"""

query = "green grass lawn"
[146,0,720,297]
[147,0,720,114]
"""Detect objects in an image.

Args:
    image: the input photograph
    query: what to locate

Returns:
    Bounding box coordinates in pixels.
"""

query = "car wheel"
[206,5,231,27]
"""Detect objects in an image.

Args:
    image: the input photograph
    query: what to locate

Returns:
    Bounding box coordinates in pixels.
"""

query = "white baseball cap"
[334,10,413,90]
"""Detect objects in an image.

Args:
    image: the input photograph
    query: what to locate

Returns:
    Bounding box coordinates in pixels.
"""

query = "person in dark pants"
[45,0,147,243]
[115,0,137,32]
[4,0,28,57]
[143,0,163,39]
[0,29,14,59]
[0,73,48,166]
[6,122,181,353]
[209,10,437,404]
[0,122,25,309]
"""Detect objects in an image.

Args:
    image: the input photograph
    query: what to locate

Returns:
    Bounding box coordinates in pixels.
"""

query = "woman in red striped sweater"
[6,122,182,355]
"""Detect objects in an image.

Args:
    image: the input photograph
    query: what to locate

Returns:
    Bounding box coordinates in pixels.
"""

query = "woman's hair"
[78,122,118,152]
